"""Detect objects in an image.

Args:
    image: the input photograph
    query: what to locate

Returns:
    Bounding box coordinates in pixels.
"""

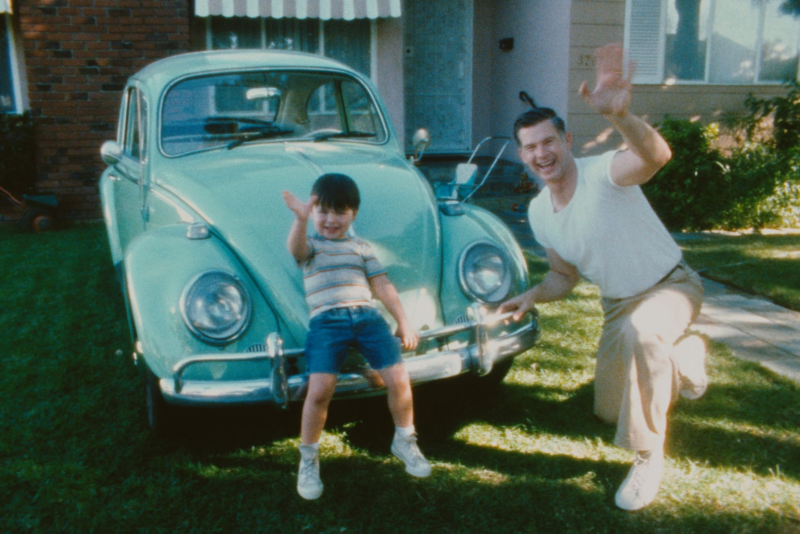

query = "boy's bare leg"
[359,365,386,389]
[380,362,431,477]
[300,373,338,444]
[378,363,413,427]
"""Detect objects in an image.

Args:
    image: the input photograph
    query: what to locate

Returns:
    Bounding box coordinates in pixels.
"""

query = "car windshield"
[160,70,388,156]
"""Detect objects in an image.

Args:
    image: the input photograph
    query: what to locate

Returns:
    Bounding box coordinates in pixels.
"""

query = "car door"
[113,84,149,253]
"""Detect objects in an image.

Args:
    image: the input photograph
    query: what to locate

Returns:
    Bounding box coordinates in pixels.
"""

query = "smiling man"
[499,44,708,511]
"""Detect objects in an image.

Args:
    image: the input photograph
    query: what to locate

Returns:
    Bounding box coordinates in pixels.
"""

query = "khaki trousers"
[595,262,704,452]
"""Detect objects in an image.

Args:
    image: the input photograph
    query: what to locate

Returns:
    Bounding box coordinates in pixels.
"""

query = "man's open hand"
[578,43,632,118]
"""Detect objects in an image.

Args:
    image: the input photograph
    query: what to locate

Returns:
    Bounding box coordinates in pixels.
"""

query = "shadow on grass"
[158,353,800,483]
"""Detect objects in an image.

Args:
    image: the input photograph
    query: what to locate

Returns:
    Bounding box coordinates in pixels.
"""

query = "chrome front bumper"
[160,305,538,407]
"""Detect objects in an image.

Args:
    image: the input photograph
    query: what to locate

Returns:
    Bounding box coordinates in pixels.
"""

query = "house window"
[1,14,22,113]
[627,0,800,84]
[204,17,372,77]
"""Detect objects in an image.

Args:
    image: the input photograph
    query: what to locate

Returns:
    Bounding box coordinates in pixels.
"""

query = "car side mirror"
[410,128,431,164]
[101,140,123,166]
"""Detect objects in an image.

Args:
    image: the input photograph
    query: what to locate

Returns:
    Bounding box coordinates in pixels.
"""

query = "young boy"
[282,173,431,501]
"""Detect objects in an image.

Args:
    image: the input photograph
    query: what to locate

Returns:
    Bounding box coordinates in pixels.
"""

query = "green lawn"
[1,223,799,532]
[679,231,800,312]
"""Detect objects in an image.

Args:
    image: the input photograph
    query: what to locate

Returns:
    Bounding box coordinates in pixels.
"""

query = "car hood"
[155,143,442,346]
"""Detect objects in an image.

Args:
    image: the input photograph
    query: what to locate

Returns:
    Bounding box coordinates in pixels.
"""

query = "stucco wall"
[487,0,572,143]
[567,0,792,156]
[375,17,405,145]
[471,0,493,148]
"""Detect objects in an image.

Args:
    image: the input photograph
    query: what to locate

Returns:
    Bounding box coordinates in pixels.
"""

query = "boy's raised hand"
[282,191,317,220]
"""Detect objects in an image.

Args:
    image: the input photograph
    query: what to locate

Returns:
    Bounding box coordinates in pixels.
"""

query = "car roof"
[131,49,357,90]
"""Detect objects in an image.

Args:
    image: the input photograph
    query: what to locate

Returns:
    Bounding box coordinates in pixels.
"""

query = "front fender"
[439,204,529,324]
[124,224,280,379]
[99,170,123,269]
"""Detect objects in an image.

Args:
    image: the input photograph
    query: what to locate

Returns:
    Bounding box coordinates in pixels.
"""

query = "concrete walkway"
[693,278,800,384]
[491,207,800,385]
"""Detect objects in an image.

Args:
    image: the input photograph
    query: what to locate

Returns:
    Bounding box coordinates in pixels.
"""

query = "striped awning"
[195,0,402,19]
[0,0,12,15]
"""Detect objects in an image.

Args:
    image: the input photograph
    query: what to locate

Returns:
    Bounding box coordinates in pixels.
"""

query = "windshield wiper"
[227,124,295,150]
[309,130,375,142]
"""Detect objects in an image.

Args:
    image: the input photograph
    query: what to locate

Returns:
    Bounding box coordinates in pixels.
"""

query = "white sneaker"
[391,432,432,478]
[673,335,708,400]
[615,449,665,511]
[297,445,323,500]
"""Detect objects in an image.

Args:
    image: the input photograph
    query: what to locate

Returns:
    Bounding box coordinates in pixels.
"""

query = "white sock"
[396,425,416,438]
[300,442,320,451]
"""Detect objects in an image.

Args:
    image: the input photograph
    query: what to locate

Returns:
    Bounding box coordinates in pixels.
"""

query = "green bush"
[642,118,726,231]
[0,112,37,194]
[714,142,786,229]
[729,84,800,229]
[647,81,800,231]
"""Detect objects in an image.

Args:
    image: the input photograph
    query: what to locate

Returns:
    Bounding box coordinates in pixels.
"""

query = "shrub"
[723,83,800,229]
[739,80,800,152]
[0,112,37,194]
[647,81,800,231]
[642,117,726,231]
[714,143,786,229]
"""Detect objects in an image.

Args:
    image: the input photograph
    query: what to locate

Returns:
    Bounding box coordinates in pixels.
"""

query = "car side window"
[341,80,380,136]
[123,88,147,162]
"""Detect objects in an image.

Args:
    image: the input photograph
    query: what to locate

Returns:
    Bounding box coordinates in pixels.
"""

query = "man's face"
[517,120,573,185]
[311,204,357,240]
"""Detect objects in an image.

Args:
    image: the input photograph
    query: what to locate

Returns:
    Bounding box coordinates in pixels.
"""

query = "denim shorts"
[305,306,403,374]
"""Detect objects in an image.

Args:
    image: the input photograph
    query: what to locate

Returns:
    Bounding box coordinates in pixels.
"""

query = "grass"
[1,223,799,532]
[678,230,800,312]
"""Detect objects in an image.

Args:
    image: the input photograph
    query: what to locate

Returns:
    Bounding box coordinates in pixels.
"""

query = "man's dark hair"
[513,107,567,145]
[311,173,360,212]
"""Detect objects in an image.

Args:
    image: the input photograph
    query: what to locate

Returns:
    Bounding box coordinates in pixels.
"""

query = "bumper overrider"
[160,304,539,407]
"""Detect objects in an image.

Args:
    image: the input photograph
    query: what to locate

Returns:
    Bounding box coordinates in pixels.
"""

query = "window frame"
[200,17,378,80]
[625,0,800,86]
[1,13,26,114]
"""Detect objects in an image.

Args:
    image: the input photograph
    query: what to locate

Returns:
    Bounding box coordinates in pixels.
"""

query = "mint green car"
[99,50,538,433]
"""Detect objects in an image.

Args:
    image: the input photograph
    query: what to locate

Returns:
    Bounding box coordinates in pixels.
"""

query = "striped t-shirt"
[302,234,386,318]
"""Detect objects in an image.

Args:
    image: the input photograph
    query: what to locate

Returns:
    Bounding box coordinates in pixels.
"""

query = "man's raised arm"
[579,44,672,187]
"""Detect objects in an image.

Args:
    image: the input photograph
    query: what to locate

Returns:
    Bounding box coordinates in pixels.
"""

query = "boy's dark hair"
[311,173,360,211]
[513,107,567,145]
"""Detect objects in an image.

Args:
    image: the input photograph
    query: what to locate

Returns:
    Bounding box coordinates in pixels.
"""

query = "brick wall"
[17,0,191,221]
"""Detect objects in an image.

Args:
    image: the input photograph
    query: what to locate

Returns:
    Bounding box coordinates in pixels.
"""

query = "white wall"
[485,0,572,142]
[375,17,405,145]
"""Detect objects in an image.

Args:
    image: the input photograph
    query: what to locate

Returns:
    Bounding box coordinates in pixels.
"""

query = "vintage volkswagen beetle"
[99,50,538,433]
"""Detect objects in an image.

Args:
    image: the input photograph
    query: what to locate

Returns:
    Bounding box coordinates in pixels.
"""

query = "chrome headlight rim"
[458,241,515,305]
[180,270,252,346]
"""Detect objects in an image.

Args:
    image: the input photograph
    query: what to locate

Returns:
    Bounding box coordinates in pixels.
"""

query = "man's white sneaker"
[674,335,708,400]
[391,432,431,478]
[297,445,323,500]
[615,449,665,511]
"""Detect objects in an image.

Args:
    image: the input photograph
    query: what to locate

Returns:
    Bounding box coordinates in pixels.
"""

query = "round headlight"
[459,242,514,304]
[181,271,251,344]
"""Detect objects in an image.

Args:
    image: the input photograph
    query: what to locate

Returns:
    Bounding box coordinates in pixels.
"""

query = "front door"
[403,0,473,154]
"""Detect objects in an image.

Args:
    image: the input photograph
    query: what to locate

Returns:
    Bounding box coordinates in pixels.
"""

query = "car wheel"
[144,367,173,435]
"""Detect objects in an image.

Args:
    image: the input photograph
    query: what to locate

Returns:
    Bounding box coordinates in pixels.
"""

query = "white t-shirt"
[527,150,682,299]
